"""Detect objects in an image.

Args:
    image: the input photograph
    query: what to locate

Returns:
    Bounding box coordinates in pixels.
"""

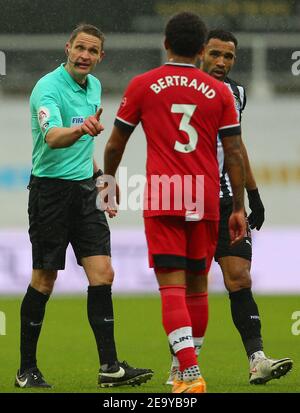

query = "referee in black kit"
[15,23,153,389]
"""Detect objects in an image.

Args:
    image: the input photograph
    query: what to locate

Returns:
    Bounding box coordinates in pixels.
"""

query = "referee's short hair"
[69,23,105,48]
[165,12,207,57]
[206,29,238,48]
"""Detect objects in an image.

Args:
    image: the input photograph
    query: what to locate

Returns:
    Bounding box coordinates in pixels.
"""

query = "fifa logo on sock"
[0,311,6,335]
[291,311,300,336]
[291,51,300,76]
[0,51,5,76]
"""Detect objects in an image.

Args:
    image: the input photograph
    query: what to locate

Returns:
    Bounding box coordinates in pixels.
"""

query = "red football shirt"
[115,63,240,220]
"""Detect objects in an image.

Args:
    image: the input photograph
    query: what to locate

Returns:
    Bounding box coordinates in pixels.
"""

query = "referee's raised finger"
[95,107,103,121]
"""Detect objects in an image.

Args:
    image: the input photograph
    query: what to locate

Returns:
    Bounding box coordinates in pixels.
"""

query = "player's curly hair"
[165,12,207,57]
[69,23,105,48]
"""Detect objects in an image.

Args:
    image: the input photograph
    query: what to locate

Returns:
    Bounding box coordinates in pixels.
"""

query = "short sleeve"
[218,84,241,139]
[114,76,144,132]
[241,86,247,112]
[32,81,63,139]
[237,85,246,123]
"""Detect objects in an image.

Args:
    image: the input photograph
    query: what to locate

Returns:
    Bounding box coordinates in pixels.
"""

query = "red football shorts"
[144,215,218,275]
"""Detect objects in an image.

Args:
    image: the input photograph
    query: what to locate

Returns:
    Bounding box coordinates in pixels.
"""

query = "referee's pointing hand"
[81,107,104,137]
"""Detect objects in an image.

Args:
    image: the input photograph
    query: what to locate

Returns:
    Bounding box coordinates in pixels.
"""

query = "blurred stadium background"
[0,0,299,295]
[0,0,299,394]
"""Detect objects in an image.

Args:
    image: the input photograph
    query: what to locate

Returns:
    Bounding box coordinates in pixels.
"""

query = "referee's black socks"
[87,285,118,368]
[229,288,263,358]
[20,285,50,374]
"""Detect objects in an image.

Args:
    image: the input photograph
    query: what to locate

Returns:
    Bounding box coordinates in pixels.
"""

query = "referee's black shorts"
[28,175,111,270]
[214,197,252,262]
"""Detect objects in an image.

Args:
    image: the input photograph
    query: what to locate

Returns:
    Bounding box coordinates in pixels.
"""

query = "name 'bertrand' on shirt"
[150,76,216,98]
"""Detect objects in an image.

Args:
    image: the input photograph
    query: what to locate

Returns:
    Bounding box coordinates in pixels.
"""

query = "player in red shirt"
[166,29,293,387]
[104,12,246,393]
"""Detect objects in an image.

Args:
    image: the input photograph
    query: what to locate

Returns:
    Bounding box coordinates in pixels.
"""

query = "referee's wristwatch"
[92,168,104,181]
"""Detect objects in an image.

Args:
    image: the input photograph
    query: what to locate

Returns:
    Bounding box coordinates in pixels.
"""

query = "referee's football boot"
[15,367,52,388]
[98,360,153,388]
[249,357,293,385]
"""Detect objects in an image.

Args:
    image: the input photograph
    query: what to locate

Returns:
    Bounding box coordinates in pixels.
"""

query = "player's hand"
[105,206,118,218]
[97,179,120,219]
[81,107,104,137]
[228,210,247,245]
[247,188,265,230]
[104,182,119,218]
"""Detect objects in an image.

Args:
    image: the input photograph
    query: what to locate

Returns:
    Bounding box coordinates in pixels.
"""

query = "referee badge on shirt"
[38,106,50,133]
[71,116,84,126]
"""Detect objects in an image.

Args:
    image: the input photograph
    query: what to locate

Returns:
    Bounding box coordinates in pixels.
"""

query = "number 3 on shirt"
[172,104,197,153]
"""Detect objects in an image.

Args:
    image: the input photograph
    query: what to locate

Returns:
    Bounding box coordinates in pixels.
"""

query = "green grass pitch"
[0,294,299,393]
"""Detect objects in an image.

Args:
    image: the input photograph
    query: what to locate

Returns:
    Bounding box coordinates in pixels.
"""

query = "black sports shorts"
[214,197,252,262]
[28,175,111,270]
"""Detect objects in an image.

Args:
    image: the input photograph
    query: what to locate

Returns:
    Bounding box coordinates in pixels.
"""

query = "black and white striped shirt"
[218,77,246,199]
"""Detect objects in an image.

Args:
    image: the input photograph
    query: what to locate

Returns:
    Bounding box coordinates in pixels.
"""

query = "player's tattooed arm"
[102,126,132,211]
[240,139,257,191]
[222,134,246,244]
[240,138,265,230]
[222,134,245,212]
[104,126,132,177]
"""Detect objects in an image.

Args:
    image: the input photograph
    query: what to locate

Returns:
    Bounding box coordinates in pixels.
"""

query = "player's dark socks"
[87,285,118,368]
[20,285,50,374]
[229,288,263,358]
